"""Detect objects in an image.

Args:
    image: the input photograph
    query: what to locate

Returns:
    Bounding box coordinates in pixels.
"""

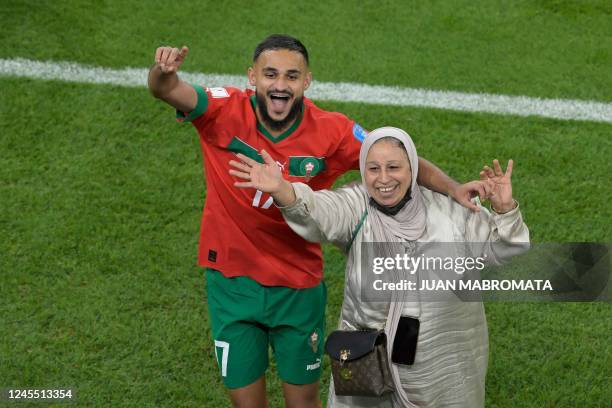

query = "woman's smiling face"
[364,138,412,207]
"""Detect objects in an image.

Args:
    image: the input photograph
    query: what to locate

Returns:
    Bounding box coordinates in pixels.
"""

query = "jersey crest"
[289,156,326,179]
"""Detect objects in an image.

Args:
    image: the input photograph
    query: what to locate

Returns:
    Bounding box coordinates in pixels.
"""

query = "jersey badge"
[207,87,230,98]
[289,156,326,180]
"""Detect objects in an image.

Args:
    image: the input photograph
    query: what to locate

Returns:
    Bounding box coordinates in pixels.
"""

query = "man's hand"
[449,181,494,212]
[155,46,189,74]
[148,45,197,112]
[479,159,516,213]
[417,157,488,212]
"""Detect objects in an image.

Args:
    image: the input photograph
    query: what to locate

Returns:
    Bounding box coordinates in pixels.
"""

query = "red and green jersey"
[177,85,365,288]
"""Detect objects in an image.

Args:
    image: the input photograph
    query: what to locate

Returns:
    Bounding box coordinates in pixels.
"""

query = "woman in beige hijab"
[229,127,529,407]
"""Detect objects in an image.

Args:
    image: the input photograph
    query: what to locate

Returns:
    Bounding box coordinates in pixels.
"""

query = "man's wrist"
[447,180,461,197]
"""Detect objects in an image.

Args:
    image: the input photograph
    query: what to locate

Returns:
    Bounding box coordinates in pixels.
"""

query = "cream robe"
[281,183,530,408]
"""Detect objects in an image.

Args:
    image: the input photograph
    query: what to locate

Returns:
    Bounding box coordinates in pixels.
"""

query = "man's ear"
[247,67,256,87]
[304,71,312,90]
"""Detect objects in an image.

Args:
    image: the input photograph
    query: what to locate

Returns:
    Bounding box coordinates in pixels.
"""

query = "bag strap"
[345,209,368,252]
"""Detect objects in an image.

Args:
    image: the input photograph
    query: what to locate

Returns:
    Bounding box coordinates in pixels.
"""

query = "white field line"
[2,58,612,123]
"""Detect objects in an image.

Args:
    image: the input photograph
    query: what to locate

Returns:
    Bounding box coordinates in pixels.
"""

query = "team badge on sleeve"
[207,87,230,98]
[352,123,368,142]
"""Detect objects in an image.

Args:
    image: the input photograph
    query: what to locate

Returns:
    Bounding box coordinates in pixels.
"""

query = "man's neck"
[255,108,296,138]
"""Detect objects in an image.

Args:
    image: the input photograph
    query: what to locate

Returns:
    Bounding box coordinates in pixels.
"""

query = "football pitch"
[1,1,610,406]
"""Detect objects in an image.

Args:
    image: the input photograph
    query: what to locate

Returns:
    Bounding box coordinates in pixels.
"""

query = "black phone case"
[391,316,420,365]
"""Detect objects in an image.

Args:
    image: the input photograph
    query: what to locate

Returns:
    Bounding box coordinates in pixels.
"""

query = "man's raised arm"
[148,46,197,113]
[418,157,484,212]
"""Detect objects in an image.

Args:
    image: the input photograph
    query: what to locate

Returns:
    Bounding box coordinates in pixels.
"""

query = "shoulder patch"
[207,87,230,99]
[352,123,368,142]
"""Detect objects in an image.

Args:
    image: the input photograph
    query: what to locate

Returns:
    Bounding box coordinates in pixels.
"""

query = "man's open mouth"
[269,93,292,113]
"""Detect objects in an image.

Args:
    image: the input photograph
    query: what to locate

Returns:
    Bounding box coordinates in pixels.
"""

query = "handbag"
[324,329,394,396]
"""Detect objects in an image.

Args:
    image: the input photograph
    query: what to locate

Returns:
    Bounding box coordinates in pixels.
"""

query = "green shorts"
[206,268,326,389]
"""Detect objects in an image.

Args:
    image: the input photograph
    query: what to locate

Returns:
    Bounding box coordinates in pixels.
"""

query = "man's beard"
[256,91,304,132]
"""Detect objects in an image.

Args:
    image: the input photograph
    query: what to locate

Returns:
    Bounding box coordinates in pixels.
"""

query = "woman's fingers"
[505,159,514,178]
[235,153,258,167]
[260,149,276,166]
[228,169,252,180]
[493,159,504,177]
[483,165,495,179]
[229,159,252,173]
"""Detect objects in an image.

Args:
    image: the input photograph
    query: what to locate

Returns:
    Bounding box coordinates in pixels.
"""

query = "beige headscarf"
[359,126,426,243]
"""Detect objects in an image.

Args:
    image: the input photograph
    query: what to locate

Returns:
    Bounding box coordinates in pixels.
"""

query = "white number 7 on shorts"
[214,340,230,377]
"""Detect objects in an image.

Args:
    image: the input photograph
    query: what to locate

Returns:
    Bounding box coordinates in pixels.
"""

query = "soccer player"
[148,34,480,408]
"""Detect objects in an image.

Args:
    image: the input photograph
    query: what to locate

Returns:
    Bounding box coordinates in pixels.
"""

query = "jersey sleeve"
[175,85,240,129]
[175,84,208,124]
[327,119,366,175]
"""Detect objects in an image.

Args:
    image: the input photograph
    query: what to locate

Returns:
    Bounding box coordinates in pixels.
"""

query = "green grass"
[1,1,611,407]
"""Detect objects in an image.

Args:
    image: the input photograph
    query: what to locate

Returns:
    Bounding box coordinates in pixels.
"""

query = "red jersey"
[178,85,365,288]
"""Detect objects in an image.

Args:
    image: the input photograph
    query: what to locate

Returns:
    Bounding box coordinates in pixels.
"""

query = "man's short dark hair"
[253,34,309,66]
